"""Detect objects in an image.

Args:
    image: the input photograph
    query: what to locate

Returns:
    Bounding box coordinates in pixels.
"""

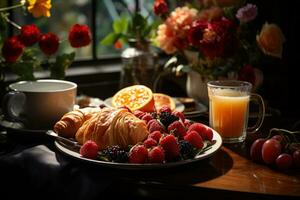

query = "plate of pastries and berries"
[52,105,222,170]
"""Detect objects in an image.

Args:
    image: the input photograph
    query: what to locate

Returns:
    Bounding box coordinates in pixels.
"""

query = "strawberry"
[187,123,207,140]
[184,130,204,149]
[159,134,180,160]
[148,146,165,163]
[148,130,162,142]
[167,121,186,138]
[129,144,148,164]
[143,138,157,148]
[172,111,185,122]
[80,140,99,159]
[204,127,213,141]
[141,113,154,124]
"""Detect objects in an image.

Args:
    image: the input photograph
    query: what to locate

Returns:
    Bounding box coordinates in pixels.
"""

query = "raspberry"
[148,119,164,133]
[159,106,172,113]
[129,144,148,164]
[172,111,185,122]
[184,131,204,149]
[148,146,165,163]
[143,138,157,148]
[141,113,154,124]
[148,131,162,142]
[80,140,99,159]
[159,134,180,160]
[133,110,146,119]
[167,121,186,138]
[187,123,207,140]
[204,127,213,141]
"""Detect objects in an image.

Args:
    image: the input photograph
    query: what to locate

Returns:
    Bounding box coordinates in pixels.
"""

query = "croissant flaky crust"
[54,107,149,150]
[54,107,100,138]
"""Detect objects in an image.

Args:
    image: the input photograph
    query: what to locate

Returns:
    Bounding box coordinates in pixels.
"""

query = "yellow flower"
[256,22,285,58]
[27,0,52,18]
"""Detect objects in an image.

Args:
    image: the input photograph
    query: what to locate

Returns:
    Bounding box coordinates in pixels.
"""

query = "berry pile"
[250,128,300,170]
[79,106,215,164]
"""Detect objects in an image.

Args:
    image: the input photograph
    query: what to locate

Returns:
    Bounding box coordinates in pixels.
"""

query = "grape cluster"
[250,128,300,170]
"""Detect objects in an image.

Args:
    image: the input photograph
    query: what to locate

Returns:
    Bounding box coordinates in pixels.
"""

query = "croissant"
[54,107,101,138]
[75,107,149,150]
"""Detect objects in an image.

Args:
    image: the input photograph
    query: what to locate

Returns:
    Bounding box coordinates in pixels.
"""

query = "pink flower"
[156,6,198,54]
[236,4,257,24]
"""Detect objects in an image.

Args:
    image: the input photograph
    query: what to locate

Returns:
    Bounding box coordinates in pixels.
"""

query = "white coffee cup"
[2,79,77,130]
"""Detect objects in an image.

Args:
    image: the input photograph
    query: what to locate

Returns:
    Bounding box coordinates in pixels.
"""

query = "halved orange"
[112,85,155,112]
[153,93,176,112]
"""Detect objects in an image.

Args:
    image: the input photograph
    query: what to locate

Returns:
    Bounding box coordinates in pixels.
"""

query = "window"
[8,0,169,63]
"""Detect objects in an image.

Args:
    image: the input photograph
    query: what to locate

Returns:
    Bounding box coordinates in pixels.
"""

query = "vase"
[186,70,210,106]
[120,39,158,90]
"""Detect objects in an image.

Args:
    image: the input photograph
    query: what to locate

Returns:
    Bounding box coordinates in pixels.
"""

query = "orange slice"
[112,85,155,112]
[153,93,176,112]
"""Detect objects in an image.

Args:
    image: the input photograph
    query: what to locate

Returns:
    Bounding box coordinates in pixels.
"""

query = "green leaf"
[10,62,36,81]
[113,15,128,34]
[100,32,122,45]
[50,52,75,79]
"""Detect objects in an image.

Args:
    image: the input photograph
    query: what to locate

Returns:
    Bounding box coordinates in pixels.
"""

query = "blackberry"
[102,145,129,163]
[159,111,179,128]
[179,140,195,159]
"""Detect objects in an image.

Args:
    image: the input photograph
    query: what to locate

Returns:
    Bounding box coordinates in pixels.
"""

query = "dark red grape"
[293,149,300,168]
[250,138,266,162]
[262,138,282,165]
[276,153,293,170]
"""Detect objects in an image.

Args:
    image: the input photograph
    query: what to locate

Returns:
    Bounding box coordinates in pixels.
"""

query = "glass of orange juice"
[207,80,265,143]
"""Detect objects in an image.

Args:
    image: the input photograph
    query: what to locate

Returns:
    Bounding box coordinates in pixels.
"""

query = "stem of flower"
[0,3,23,12]
[1,13,21,30]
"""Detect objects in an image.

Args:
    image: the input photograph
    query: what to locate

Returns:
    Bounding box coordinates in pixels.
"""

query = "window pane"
[12,0,92,60]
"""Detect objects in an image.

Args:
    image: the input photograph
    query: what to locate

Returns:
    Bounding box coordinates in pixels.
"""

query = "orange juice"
[209,89,249,138]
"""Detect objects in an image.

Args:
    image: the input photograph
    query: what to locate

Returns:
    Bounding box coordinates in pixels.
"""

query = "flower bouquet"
[0,0,91,81]
[152,0,285,103]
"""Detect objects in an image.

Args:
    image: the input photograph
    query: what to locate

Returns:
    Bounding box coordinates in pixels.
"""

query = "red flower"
[153,0,168,16]
[187,20,207,47]
[39,32,59,55]
[68,24,91,48]
[238,65,256,85]
[1,36,24,63]
[19,24,41,46]
[200,18,236,58]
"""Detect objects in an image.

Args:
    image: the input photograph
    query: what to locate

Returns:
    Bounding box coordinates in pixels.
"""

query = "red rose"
[153,0,168,16]
[39,32,59,55]
[19,24,41,46]
[68,24,91,48]
[238,65,256,86]
[1,36,24,63]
